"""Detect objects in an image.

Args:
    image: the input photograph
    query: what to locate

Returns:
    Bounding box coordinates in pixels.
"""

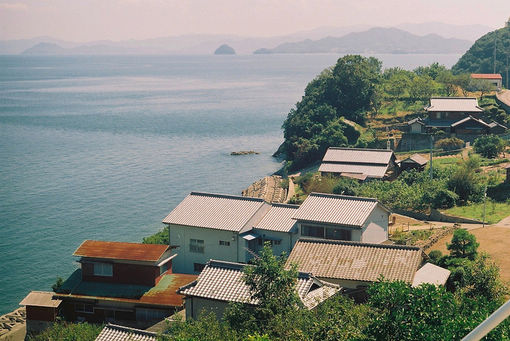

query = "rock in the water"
[214,44,236,55]
[230,150,259,155]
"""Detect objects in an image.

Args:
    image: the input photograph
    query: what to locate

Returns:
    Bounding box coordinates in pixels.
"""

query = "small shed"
[407,118,425,134]
[399,154,428,172]
[19,291,62,333]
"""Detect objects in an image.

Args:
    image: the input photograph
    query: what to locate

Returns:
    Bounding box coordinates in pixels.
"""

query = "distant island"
[253,27,471,54]
[214,44,236,55]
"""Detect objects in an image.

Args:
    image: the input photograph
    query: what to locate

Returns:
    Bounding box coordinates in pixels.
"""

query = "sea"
[0,53,461,315]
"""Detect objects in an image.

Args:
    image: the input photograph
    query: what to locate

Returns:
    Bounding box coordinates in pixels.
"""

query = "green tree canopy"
[474,134,506,159]
[447,229,479,260]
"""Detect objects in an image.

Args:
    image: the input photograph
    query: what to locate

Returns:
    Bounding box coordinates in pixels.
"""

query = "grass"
[390,229,434,246]
[443,200,510,224]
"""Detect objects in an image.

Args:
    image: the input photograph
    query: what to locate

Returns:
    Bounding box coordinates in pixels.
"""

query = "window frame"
[189,239,205,253]
[93,262,113,277]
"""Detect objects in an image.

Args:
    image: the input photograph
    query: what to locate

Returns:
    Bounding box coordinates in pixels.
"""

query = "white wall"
[253,229,297,256]
[361,205,389,244]
[168,224,240,274]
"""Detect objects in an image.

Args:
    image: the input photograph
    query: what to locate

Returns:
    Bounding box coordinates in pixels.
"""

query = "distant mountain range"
[0,22,493,56]
[253,27,472,54]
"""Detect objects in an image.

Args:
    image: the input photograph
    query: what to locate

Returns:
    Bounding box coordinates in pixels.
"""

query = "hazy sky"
[1,0,509,41]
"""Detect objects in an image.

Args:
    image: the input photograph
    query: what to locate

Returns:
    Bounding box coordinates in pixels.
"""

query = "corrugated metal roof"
[96,324,156,341]
[287,239,423,283]
[162,192,267,232]
[322,147,394,165]
[73,240,169,263]
[471,73,502,79]
[319,162,389,178]
[255,203,299,232]
[292,193,385,227]
[178,260,339,309]
[55,269,197,307]
[401,154,428,166]
[412,263,451,287]
[19,291,61,308]
[426,97,483,112]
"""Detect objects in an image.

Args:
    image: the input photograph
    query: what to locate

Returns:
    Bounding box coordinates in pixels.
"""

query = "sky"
[0,0,509,42]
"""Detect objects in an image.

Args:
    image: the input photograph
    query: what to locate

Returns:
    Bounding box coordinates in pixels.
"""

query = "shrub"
[435,137,464,151]
[473,135,505,159]
[332,177,359,196]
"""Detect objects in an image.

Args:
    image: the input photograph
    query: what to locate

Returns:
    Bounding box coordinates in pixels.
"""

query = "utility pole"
[429,134,433,179]
[483,185,487,228]
[506,53,508,89]
[493,35,497,74]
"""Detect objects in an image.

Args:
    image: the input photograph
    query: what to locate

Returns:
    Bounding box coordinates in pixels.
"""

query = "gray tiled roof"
[319,162,389,178]
[162,192,268,232]
[255,203,299,232]
[292,193,388,227]
[287,239,423,283]
[451,116,490,128]
[95,324,156,341]
[322,147,394,165]
[178,260,339,309]
[426,97,483,112]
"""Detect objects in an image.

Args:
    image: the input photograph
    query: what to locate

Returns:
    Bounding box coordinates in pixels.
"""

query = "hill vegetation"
[274,55,486,171]
[452,24,510,88]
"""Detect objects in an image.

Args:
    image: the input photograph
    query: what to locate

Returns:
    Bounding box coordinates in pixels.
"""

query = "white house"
[178,260,339,320]
[163,191,391,274]
[293,192,390,244]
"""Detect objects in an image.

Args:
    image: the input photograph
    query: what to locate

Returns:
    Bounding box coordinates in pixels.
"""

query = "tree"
[447,229,479,260]
[448,155,484,203]
[474,134,505,159]
[224,243,301,335]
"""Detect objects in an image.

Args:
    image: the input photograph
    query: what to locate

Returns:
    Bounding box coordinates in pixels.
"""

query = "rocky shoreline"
[0,307,26,338]
[241,175,288,203]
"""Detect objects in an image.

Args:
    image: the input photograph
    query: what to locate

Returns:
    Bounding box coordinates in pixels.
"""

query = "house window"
[435,112,441,119]
[136,308,167,321]
[302,224,352,241]
[75,303,94,314]
[219,240,230,246]
[194,263,205,272]
[93,262,113,277]
[302,225,325,238]
[189,239,204,253]
[325,228,351,241]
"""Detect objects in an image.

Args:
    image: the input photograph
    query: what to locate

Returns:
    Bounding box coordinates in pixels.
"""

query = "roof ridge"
[430,96,477,100]
[327,147,393,153]
[296,238,421,251]
[308,192,378,202]
[190,191,265,203]
[271,203,300,209]
[208,259,246,270]
[104,323,157,337]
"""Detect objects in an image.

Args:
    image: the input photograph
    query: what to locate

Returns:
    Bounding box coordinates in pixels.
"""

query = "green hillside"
[452,21,510,87]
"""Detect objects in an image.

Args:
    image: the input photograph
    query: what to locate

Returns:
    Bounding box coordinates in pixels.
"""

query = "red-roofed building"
[471,73,502,90]
[51,240,197,327]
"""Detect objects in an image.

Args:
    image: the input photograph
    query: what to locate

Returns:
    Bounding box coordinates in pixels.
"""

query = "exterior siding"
[169,224,240,274]
[26,306,58,322]
[361,206,389,243]
[185,297,229,320]
[81,261,160,286]
[253,229,298,255]
[297,222,362,242]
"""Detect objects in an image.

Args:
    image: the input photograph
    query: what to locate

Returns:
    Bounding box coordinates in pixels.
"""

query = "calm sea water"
[0,53,460,314]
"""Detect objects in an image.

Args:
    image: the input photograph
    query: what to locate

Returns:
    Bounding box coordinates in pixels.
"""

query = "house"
[471,73,502,90]
[163,191,391,274]
[163,192,273,274]
[95,323,157,341]
[19,291,62,333]
[287,239,449,290]
[319,147,397,180]
[177,260,340,320]
[53,240,197,326]
[398,154,428,172]
[293,193,390,244]
[488,121,508,134]
[450,115,491,135]
[407,117,426,134]
[423,97,484,133]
